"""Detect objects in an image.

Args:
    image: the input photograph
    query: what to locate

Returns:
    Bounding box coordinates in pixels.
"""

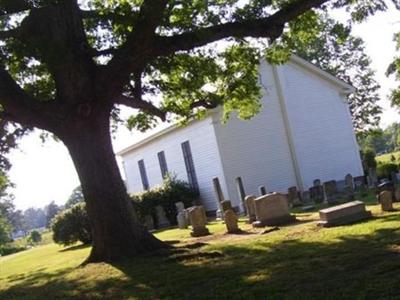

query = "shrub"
[27,230,42,245]
[51,203,92,246]
[0,245,25,256]
[131,174,198,227]
[377,162,399,180]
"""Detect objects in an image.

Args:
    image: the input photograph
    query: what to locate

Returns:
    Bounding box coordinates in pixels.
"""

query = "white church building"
[117,55,364,212]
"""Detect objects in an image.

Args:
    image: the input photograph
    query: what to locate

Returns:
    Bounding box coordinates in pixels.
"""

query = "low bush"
[51,203,92,246]
[377,162,399,180]
[0,245,25,256]
[132,174,198,227]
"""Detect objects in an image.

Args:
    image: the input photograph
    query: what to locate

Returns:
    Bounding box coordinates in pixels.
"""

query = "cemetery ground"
[2,193,400,299]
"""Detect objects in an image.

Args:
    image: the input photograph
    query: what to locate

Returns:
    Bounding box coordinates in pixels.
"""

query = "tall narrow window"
[138,159,149,190]
[157,151,168,178]
[181,141,199,191]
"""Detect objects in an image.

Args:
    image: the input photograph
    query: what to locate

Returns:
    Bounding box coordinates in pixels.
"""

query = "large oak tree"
[0,0,397,262]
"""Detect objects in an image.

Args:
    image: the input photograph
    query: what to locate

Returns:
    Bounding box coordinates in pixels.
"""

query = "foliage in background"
[45,201,61,228]
[51,203,91,246]
[131,174,198,227]
[376,162,398,180]
[27,230,42,245]
[65,186,84,209]
[23,207,46,230]
[358,123,400,155]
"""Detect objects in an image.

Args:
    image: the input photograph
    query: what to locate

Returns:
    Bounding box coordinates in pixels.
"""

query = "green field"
[2,199,400,299]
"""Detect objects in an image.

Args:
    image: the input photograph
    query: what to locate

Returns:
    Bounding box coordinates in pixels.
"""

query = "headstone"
[378,191,393,212]
[313,179,321,186]
[252,192,295,227]
[245,195,256,223]
[177,211,189,229]
[323,180,338,204]
[235,177,247,214]
[224,209,240,234]
[336,180,346,193]
[258,186,267,196]
[287,186,302,207]
[309,185,324,203]
[301,191,311,203]
[213,177,225,203]
[395,188,400,202]
[155,205,170,228]
[216,209,223,221]
[353,176,366,190]
[221,200,233,212]
[344,174,354,191]
[317,200,372,227]
[188,206,210,237]
[175,201,185,212]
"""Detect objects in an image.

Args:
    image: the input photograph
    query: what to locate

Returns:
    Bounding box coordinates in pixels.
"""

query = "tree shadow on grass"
[3,222,400,299]
[59,243,90,252]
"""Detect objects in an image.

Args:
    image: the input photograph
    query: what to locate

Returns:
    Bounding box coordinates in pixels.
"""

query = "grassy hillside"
[2,200,400,299]
[376,151,400,164]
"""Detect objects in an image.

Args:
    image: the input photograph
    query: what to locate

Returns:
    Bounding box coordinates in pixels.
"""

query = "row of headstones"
[213,174,367,215]
[286,174,367,207]
[175,200,240,236]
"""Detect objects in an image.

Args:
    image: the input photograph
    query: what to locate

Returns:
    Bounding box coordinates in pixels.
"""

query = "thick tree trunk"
[60,115,167,263]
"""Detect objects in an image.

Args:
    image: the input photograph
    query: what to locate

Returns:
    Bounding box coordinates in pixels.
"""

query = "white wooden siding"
[278,61,363,188]
[121,117,226,211]
[212,61,298,209]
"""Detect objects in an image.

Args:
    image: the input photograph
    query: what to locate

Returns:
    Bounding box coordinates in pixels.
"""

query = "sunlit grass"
[2,198,400,299]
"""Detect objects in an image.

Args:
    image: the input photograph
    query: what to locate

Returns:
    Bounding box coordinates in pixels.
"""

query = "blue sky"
[8,5,400,210]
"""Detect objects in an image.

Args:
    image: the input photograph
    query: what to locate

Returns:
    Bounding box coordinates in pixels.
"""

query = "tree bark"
[60,113,167,263]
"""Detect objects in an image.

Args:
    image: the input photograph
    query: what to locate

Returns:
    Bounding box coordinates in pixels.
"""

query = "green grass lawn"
[2,199,400,299]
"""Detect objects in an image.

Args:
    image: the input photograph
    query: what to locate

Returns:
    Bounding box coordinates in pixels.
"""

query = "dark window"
[138,159,149,190]
[157,151,168,178]
[181,141,199,191]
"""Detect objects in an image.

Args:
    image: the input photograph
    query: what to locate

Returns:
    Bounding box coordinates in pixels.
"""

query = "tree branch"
[80,9,137,26]
[189,100,219,110]
[104,0,169,92]
[0,0,32,17]
[154,0,329,56]
[114,95,166,121]
[0,65,54,129]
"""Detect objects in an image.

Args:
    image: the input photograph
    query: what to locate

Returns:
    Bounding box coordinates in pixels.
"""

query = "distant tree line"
[358,123,400,155]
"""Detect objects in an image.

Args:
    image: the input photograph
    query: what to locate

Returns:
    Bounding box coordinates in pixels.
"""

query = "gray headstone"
[235,177,247,214]
[258,186,267,196]
[309,185,324,203]
[213,177,225,203]
[244,195,256,223]
[224,209,240,234]
[287,186,302,207]
[313,179,321,186]
[155,205,170,228]
[188,206,210,237]
[253,193,295,227]
[177,211,189,229]
[175,201,185,212]
[323,180,338,204]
